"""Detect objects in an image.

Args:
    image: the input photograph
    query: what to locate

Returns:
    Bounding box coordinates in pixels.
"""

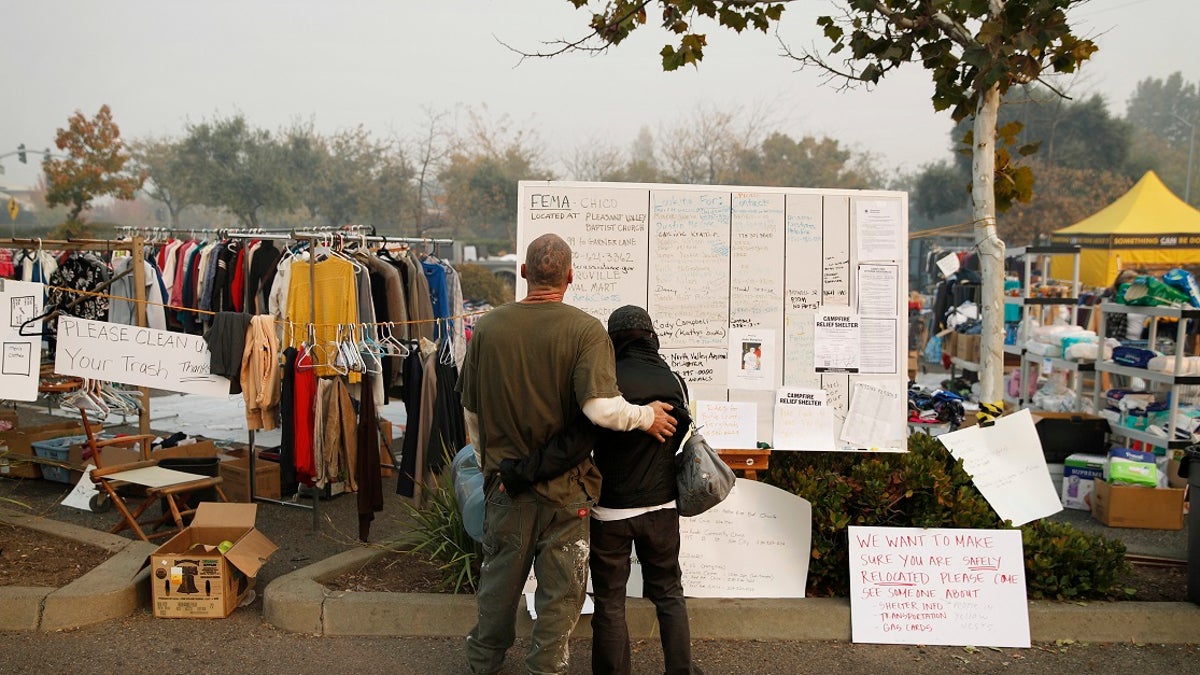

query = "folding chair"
[80,409,228,542]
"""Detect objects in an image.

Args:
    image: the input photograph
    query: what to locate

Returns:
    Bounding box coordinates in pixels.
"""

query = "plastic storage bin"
[30,434,89,484]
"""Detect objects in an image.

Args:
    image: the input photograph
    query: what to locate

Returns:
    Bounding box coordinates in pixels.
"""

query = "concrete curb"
[264,543,1200,643]
[0,507,156,631]
[8,507,1200,643]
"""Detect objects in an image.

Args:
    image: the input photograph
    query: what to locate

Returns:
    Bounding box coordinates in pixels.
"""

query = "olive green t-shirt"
[458,301,617,504]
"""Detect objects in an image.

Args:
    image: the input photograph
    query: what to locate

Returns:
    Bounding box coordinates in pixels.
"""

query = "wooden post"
[131,235,152,437]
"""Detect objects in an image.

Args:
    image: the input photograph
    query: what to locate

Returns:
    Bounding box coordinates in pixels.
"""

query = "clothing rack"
[0,236,154,436]
[215,229,455,527]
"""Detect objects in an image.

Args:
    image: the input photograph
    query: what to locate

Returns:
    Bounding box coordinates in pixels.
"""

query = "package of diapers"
[1104,448,1159,487]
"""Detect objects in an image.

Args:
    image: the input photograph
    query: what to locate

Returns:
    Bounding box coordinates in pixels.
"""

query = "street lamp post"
[1172,112,1197,205]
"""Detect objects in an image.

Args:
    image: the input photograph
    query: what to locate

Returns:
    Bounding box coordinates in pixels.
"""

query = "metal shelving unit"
[1093,302,1200,450]
[1004,245,1083,409]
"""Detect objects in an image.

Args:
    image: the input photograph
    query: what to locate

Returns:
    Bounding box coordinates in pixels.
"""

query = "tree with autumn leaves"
[43,104,145,232]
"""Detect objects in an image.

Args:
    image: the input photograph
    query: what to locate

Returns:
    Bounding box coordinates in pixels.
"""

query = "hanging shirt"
[108,256,167,330]
[285,255,359,380]
[205,311,252,395]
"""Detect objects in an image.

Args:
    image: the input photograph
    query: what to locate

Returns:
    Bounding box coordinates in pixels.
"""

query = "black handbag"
[671,374,736,517]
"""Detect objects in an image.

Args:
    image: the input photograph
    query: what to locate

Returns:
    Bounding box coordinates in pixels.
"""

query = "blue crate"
[31,434,89,484]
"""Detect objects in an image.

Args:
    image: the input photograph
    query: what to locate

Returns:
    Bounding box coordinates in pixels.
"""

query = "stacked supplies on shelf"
[1101,389,1200,445]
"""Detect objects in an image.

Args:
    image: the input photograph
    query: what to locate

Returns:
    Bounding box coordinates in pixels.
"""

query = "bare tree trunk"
[972,83,1007,412]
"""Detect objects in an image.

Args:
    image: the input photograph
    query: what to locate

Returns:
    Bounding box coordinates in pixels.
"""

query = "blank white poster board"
[517,181,908,451]
[848,526,1030,648]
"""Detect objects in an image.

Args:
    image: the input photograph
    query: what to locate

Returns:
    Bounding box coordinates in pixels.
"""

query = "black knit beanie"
[607,305,655,335]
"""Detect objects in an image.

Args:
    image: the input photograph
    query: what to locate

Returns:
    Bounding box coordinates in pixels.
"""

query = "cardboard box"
[148,502,277,618]
[1090,479,1185,530]
[218,453,281,502]
[61,437,219,472]
[942,331,957,359]
[155,440,221,460]
[1033,412,1110,463]
[957,333,980,360]
[0,420,102,480]
[67,434,145,469]
[378,419,396,477]
[1061,453,1106,510]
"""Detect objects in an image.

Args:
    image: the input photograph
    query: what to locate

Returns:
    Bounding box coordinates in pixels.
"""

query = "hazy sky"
[1,0,1194,191]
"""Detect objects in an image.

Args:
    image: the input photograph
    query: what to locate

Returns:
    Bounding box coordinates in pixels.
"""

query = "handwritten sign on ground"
[628,479,811,598]
[848,526,1029,648]
[938,409,1062,526]
[55,316,231,397]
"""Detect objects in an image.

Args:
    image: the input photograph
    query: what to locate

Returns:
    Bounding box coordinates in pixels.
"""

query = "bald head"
[524,233,572,288]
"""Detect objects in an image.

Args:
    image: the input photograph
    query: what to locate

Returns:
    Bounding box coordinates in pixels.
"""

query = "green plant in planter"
[764,431,1129,600]
[394,459,481,594]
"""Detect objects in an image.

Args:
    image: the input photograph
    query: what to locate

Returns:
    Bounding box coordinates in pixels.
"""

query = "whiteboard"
[517,181,908,452]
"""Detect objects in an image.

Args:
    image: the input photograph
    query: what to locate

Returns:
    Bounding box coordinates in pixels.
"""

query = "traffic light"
[17,144,26,164]
[43,148,50,164]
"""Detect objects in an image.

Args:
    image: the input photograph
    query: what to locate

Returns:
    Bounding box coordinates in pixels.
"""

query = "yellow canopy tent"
[1050,171,1200,288]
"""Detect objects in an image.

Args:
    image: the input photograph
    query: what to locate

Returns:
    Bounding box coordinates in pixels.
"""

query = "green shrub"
[394,463,481,593]
[764,432,1129,600]
[455,263,514,306]
[1022,519,1130,600]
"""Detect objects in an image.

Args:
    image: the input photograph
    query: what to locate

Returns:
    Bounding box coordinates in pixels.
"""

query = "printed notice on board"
[859,319,898,374]
[773,387,835,451]
[840,380,906,451]
[856,264,899,317]
[814,311,860,373]
[856,199,902,262]
[55,316,232,397]
[849,526,1030,648]
[727,328,775,390]
[0,280,44,402]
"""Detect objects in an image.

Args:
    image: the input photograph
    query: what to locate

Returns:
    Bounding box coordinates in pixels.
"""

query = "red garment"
[156,238,174,271]
[230,246,247,312]
[170,240,197,306]
[0,249,13,278]
[292,350,318,485]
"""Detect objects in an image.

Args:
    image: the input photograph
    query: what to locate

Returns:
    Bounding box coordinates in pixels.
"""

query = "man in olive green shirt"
[458,233,676,675]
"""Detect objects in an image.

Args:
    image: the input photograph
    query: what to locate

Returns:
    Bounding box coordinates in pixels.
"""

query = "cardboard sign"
[849,526,1030,648]
[939,409,1063,526]
[524,480,813,600]
[0,279,44,402]
[54,316,231,397]
[632,479,811,598]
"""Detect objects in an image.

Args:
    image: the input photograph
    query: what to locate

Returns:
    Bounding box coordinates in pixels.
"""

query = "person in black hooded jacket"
[589,305,701,675]
[495,305,702,675]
